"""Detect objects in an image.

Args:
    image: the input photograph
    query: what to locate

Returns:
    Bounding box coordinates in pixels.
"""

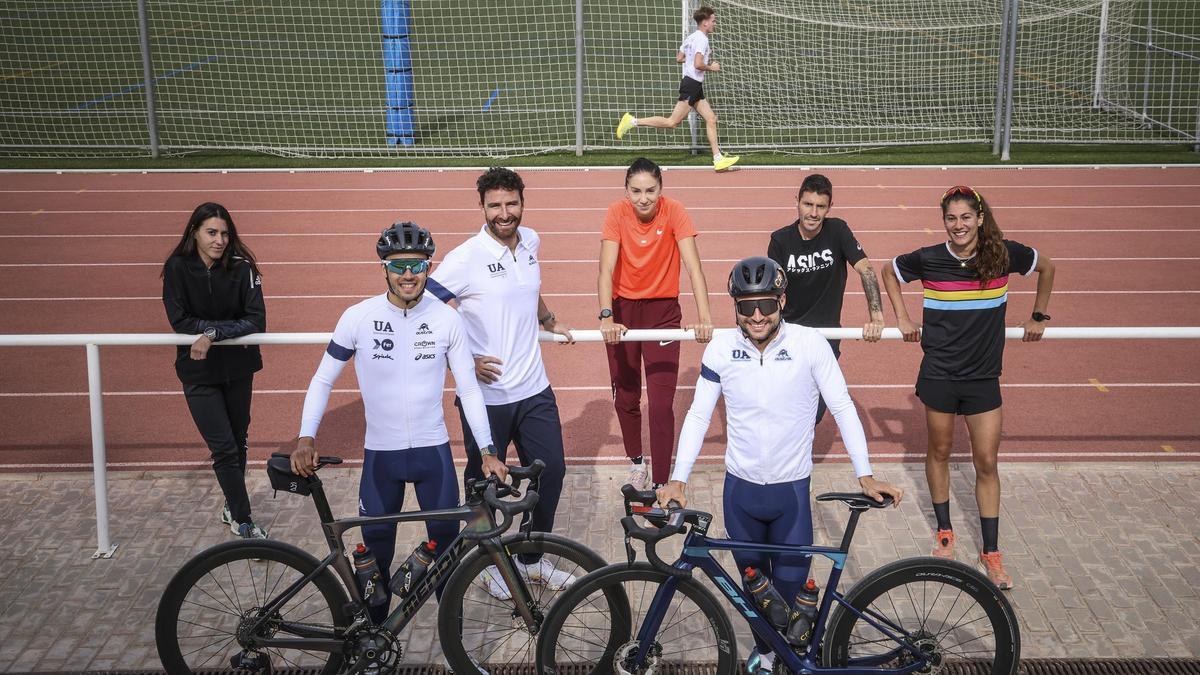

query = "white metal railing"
[2,326,1199,559]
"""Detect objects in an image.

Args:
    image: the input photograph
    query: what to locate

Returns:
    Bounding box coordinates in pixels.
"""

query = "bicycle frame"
[246,475,539,654]
[631,509,931,675]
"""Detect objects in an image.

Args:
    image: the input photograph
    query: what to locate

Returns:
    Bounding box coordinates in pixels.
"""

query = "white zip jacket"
[672,322,872,484]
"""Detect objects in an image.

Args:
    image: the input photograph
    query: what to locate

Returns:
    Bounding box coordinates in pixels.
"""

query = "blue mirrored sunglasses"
[383,259,430,275]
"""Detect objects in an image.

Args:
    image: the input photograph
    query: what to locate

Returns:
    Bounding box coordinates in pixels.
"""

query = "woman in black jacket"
[162,202,268,539]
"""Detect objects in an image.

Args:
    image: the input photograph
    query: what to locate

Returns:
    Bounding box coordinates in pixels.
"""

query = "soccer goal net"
[0,0,1194,157]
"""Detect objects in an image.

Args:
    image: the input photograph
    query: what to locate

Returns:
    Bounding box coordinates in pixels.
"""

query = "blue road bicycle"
[537,485,1020,675]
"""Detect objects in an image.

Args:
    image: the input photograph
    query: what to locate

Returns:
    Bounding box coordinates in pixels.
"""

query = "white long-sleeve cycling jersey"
[299,292,493,452]
[672,322,872,485]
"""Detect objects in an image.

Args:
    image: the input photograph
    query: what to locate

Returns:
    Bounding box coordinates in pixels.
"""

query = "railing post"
[991,0,1012,155]
[86,343,118,559]
[1000,0,1019,161]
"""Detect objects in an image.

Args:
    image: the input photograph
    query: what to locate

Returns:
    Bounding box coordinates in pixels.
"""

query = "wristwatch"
[538,312,555,326]
[203,327,218,340]
[480,444,498,457]
[598,308,613,320]
[1031,312,1051,322]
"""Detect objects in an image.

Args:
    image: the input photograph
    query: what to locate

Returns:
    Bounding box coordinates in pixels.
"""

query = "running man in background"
[615,6,740,172]
[659,256,902,675]
[598,158,714,491]
[291,221,503,624]
[767,174,886,425]
[427,167,576,598]
[882,185,1055,590]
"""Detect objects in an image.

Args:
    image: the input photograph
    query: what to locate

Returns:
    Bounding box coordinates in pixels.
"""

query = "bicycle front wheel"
[536,562,738,675]
[823,557,1021,675]
[438,532,608,675]
[155,539,350,675]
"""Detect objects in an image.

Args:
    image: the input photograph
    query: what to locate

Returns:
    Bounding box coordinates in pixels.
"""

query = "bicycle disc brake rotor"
[902,630,944,675]
[615,640,662,675]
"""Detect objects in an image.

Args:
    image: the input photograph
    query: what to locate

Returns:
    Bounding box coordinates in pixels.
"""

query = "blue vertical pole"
[382,0,415,146]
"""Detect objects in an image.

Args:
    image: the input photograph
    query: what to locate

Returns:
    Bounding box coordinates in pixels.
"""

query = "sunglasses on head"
[735,298,781,317]
[941,185,982,205]
[383,259,430,275]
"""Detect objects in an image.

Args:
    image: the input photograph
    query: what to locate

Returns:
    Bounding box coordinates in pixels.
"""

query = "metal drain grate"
[14,659,1200,675]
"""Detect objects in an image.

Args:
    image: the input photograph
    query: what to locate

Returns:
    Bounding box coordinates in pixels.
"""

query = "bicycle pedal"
[230,650,272,673]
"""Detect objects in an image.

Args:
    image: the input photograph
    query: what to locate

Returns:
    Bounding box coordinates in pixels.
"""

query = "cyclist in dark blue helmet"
[659,256,903,675]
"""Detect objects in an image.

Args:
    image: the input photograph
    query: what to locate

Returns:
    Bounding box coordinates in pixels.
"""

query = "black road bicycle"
[155,453,607,674]
[537,485,1020,675]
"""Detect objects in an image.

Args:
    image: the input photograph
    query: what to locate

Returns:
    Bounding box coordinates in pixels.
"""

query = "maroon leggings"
[606,296,682,485]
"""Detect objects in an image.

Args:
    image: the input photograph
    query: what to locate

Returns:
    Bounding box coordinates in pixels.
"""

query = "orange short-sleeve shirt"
[601,195,697,299]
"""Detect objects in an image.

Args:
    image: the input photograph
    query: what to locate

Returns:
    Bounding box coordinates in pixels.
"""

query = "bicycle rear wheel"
[437,533,608,675]
[822,557,1020,675]
[536,562,738,675]
[155,539,350,675]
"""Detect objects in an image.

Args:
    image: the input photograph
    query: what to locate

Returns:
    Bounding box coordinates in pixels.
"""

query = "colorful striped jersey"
[892,240,1037,380]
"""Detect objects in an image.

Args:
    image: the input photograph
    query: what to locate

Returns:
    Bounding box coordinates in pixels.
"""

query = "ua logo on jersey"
[374,320,393,333]
[731,349,752,361]
[487,262,506,275]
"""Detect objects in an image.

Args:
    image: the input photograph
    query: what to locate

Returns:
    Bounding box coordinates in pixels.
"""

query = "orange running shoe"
[979,551,1013,590]
[931,528,956,559]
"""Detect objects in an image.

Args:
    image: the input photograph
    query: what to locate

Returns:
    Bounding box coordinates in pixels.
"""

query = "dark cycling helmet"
[728,256,787,298]
[377,221,435,259]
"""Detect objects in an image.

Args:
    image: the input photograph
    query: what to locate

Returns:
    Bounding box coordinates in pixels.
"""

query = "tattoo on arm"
[861,269,884,316]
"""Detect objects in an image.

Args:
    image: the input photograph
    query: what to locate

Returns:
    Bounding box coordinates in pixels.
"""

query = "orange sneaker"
[931,529,956,559]
[979,551,1013,590]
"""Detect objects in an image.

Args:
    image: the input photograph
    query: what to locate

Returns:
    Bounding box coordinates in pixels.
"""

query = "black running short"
[678,76,705,105]
[915,377,1002,416]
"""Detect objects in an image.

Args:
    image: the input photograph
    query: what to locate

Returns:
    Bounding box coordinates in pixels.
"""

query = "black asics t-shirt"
[767,218,867,328]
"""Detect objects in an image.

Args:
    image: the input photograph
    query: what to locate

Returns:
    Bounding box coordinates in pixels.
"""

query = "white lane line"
[3,227,1199,238]
[3,449,1196,470]
[4,204,1200,215]
[2,290,1196,302]
[4,183,1200,194]
[4,383,1198,397]
[0,256,1196,269]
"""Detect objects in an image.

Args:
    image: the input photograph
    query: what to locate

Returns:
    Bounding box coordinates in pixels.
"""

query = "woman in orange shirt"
[599,158,714,489]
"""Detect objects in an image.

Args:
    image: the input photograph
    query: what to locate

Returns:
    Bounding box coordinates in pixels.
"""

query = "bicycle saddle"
[815,492,894,509]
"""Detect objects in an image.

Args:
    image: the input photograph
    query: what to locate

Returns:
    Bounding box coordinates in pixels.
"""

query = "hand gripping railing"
[0,326,1197,559]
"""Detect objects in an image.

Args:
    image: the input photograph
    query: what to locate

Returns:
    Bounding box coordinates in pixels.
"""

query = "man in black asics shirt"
[767,174,885,423]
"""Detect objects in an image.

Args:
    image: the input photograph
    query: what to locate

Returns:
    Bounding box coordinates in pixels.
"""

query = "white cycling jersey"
[299,292,493,451]
[672,322,872,484]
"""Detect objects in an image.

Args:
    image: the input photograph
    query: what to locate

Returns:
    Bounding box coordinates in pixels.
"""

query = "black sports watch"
[1031,312,1051,322]
[203,327,218,340]
[598,308,613,320]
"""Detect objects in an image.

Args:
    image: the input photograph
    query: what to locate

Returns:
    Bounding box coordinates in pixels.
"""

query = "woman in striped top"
[881,185,1055,590]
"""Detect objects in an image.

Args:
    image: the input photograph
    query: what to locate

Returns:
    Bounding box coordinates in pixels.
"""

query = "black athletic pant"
[183,376,254,525]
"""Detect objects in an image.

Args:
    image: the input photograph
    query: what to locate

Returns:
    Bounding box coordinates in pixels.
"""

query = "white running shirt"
[680,30,710,82]
[427,225,550,406]
[299,293,493,452]
[672,322,872,485]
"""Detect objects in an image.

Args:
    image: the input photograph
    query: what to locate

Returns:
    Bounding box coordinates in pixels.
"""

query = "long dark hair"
[161,202,261,279]
[941,188,1007,288]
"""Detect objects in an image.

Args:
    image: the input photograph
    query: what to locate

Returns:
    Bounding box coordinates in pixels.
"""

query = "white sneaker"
[477,565,511,600]
[220,502,238,534]
[519,558,577,591]
[627,463,649,490]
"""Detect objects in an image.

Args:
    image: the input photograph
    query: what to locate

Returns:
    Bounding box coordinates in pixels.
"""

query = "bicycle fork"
[480,536,544,632]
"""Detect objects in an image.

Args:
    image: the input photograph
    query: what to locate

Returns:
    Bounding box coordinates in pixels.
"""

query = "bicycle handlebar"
[619,483,695,578]
[461,460,545,540]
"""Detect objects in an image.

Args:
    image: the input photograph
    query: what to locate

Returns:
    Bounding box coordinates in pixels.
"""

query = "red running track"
[0,166,1198,471]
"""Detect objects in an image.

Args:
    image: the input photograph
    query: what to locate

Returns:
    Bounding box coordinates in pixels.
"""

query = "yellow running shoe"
[713,154,740,171]
[616,113,636,139]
